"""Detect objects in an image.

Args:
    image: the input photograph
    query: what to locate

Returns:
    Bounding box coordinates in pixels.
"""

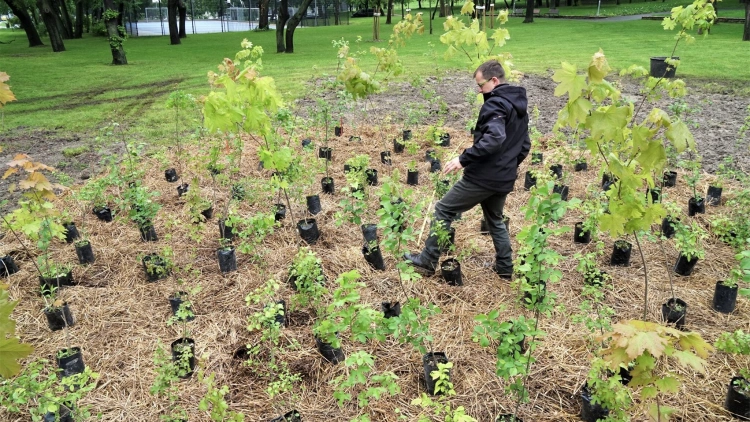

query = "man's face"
[475,71,498,94]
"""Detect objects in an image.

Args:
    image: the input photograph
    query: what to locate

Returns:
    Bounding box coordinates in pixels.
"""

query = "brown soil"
[1,72,749,421]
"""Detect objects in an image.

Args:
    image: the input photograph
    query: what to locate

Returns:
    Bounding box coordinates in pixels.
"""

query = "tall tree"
[744,0,750,41]
[284,0,313,52]
[36,0,65,51]
[178,0,187,38]
[74,0,84,38]
[275,0,289,52]
[3,0,44,46]
[258,0,270,29]
[386,0,393,24]
[523,0,534,23]
[102,0,127,64]
[52,0,74,38]
[167,0,180,44]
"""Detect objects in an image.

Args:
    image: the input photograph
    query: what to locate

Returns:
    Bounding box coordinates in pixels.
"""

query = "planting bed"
[2,73,750,421]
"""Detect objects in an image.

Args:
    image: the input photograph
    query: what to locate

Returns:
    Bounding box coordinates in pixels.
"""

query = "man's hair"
[474,60,505,80]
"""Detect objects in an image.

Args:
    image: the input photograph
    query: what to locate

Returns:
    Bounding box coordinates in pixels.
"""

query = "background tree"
[178,0,187,38]
[275,0,289,52]
[102,0,127,64]
[258,0,270,29]
[2,0,44,47]
[283,0,314,52]
[168,0,180,44]
[36,0,66,51]
[744,0,749,41]
[524,0,534,23]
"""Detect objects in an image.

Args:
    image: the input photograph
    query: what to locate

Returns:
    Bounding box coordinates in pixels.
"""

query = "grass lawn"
[0,8,748,140]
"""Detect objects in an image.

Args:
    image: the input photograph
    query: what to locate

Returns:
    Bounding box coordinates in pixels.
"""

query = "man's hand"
[443,157,464,174]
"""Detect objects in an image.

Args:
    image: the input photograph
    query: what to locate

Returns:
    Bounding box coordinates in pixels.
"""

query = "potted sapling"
[405,140,420,186]
[170,295,197,378]
[400,102,426,149]
[672,220,707,277]
[185,178,214,223]
[122,184,162,242]
[573,189,605,244]
[715,330,750,419]
[679,151,705,216]
[314,98,334,162]
[197,369,247,421]
[141,246,174,282]
[150,341,190,421]
[649,0,715,78]
[660,200,682,239]
[164,90,196,183]
[713,245,750,314]
[330,351,401,417]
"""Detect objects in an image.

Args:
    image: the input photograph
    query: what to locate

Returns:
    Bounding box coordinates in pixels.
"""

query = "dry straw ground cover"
[1,114,749,421]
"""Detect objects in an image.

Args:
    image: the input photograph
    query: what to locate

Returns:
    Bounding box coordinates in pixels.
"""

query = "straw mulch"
[2,123,748,422]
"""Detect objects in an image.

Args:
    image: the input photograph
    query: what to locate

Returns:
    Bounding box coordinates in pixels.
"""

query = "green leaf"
[0,337,34,378]
[655,375,680,394]
[586,105,631,143]
[552,62,587,101]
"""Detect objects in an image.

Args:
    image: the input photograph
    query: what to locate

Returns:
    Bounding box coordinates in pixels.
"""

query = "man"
[404,59,530,279]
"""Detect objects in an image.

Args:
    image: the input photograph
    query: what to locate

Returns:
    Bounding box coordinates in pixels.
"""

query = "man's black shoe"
[493,265,513,280]
[403,253,436,276]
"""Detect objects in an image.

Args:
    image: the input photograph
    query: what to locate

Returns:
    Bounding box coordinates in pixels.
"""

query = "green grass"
[0,11,748,140]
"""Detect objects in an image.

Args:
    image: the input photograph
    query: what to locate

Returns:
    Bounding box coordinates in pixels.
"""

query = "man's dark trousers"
[418,177,512,273]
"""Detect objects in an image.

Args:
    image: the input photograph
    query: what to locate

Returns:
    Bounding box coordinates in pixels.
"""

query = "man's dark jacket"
[458,83,531,193]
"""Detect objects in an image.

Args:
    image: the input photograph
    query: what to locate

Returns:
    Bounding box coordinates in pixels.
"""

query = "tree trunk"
[4,0,45,47]
[523,0,534,22]
[167,0,180,44]
[386,0,394,23]
[55,0,74,38]
[417,0,421,7]
[258,0,269,28]
[102,0,127,64]
[36,0,65,51]
[334,0,340,24]
[284,0,313,53]
[74,0,83,38]
[744,0,750,41]
[438,0,445,16]
[276,0,289,52]
[178,0,187,38]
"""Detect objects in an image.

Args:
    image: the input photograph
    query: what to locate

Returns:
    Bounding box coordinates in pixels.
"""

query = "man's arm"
[458,112,508,168]
[516,133,531,166]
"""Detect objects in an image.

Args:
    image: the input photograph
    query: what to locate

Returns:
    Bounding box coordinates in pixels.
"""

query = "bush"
[91,21,108,37]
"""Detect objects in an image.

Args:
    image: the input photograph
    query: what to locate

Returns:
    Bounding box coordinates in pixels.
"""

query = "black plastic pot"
[217,247,237,273]
[580,383,610,422]
[231,184,246,201]
[270,410,301,422]
[707,185,723,206]
[650,56,678,78]
[523,171,536,190]
[56,347,84,378]
[271,299,287,327]
[440,259,462,286]
[381,151,392,164]
[407,170,419,186]
[601,173,617,192]
[171,338,196,379]
[168,292,196,322]
[349,135,361,142]
[0,255,19,277]
[361,224,378,242]
[315,336,345,364]
[381,301,401,318]
[661,298,687,328]
[663,171,677,187]
[674,253,698,276]
[334,126,343,136]
[318,147,332,160]
[725,377,750,420]
[93,206,113,222]
[648,186,662,203]
[366,169,378,186]
[574,161,588,172]
[496,415,523,422]
[713,281,739,314]
[306,195,322,215]
[43,404,73,422]
[45,303,75,331]
[531,152,543,165]
[75,241,95,264]
[610,241,632,266]
[362,243,386,271]
[274,203,287,221]
[208,165,222,175]
[218,219,236,241]
[142,254,170,282]
[201,206,214,220]
[301,138,313,148]
[40,269,75,295]
[439,133,451,147]
[343,164,361,174]
[423,352,450,395]
[165,168,179,182]
[661,216,679,239]
[430,159,442,173]
[584,270,608,287]
[688,197,705,216]
[574,222,591,244]
[139,224,158,242]
[393,139,405,153]
[402,129,412,141]
[321,177,335,194]
[425,149,436,162]
[553,184,569,201]
[63,222,79,243]
[175,183,189,197]
[297,219,320,244]
[550,164,563,180]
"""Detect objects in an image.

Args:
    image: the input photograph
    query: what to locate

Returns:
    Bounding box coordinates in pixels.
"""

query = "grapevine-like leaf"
[0,71,16,108]
[460,0,476,15]
[0,337,34,378]
[665,119,695,153]
[587,49,611,83]
[586,105,631,143]
[552,62,587,101]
